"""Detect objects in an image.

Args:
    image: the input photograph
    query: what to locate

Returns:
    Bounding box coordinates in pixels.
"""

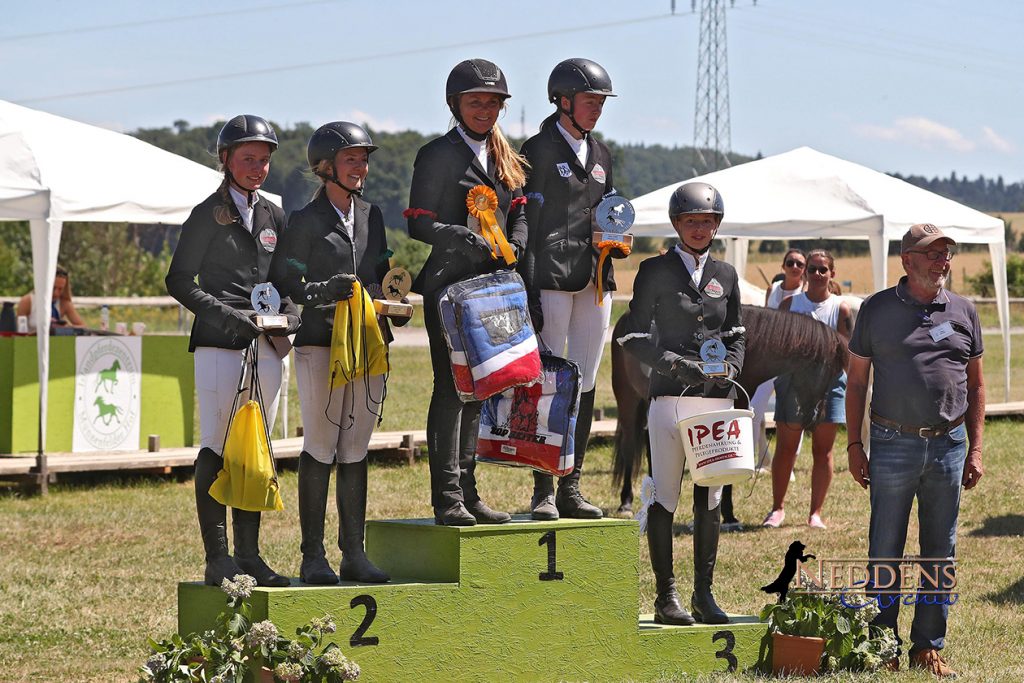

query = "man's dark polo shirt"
[849,277,983,425]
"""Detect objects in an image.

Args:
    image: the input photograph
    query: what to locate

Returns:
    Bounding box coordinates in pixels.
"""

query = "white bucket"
[678,408,755,486]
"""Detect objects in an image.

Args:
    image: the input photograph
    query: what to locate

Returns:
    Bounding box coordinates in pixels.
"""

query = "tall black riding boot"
[298,452,339,585]
[691,485,730,624]
[460,402,510,524]
[647,502,695,626]
[194,448,242,586]
[555,389,603,518]
[427,395,475,526]
[233,509,289,587]
[337,460,389,583]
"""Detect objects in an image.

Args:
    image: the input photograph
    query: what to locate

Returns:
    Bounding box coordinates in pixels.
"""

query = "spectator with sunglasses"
[764,248,807,308]
[763,248,853,529]
[846,224,982,677]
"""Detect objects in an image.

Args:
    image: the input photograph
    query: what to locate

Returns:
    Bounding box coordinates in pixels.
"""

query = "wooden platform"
[0,419,619,481]
[4,404,1022,484]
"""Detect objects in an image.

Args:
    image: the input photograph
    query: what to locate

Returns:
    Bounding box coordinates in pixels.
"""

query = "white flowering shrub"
[139,574,360,682]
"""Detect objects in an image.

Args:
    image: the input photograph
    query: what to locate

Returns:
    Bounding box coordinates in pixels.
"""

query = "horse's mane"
[739,305,848,427]
[740,305,845,371]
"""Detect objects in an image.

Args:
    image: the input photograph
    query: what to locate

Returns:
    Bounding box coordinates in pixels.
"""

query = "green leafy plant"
[139,575,360,682]
[756,574,898,673]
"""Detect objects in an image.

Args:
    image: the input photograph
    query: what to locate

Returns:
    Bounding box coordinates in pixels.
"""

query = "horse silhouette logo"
[95,359,120,393]
[93,396,124,426]
[761,541,816,603]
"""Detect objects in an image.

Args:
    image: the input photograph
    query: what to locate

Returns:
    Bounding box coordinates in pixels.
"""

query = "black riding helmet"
[668,182,725,218]
[669,182,725,255]
[307,121,377,198]
[217,114,278,155]
[445,58,510,141]
[547,58,616,137]
[217,114,277,203]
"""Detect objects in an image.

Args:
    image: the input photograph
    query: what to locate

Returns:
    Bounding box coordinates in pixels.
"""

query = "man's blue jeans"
[867,420,967,654]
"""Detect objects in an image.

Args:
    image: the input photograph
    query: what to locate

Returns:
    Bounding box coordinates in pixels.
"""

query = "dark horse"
[610,304,848,514]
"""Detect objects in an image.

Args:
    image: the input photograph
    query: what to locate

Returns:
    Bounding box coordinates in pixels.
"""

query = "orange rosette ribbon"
[594,238,632,305]
[466,185,517,266]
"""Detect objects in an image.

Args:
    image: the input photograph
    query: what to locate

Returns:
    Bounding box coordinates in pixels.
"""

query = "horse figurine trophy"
[250,282,288,330]
[373,267,414,320]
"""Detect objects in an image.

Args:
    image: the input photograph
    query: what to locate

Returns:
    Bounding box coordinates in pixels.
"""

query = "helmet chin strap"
[316,168,362,198]
[559,99,590,138]
[449,100,492,141]
[225,170,256,207]
[681,226,719,256]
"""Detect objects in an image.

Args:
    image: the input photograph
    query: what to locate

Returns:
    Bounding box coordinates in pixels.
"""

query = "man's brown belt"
[870,412,966,439]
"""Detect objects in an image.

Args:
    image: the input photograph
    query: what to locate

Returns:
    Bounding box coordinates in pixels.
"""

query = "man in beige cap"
[845,223,984,678]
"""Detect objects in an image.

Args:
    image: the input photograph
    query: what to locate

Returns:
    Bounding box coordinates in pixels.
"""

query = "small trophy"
[593,192,635,249]
[251,282,288,330]
[373,267,414,320]
[698,339,728,377]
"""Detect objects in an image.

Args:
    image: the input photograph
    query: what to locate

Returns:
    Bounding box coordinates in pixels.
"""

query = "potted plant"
[139,575,361,682]
[757,578,899,675]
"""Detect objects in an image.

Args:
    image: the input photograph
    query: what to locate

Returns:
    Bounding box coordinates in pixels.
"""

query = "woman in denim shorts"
[762,249,853,529]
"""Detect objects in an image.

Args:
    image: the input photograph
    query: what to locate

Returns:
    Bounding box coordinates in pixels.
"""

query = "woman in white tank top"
[763,248,807,309]
[763,249,853,530]
[746,249,806,506]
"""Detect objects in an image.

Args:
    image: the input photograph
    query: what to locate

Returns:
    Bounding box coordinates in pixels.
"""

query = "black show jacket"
[270,192,396,347]
[406,129,528,296]
[519,120,615,294]
[166,190,297,352]
[618,250,745,400]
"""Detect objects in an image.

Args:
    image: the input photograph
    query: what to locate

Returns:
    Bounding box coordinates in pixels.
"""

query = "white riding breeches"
[647,396,731,513]
[294,345,383,464]
[539,282,612,392]
[195,336,283,455]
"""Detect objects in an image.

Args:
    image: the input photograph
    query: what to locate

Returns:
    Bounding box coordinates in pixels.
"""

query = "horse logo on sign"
[74,337,140,452]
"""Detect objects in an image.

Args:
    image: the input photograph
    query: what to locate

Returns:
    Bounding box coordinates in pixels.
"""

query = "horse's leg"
[615,416,634,512]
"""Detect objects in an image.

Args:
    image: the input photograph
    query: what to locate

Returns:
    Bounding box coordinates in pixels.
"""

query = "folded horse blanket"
[439,271,542,402]
[477,353,580,476]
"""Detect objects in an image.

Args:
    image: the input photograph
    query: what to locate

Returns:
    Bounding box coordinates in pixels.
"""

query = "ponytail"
[212,175,234,226]
[489,123,528,190]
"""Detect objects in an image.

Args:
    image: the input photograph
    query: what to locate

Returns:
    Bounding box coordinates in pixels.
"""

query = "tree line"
[2,118,1022,296]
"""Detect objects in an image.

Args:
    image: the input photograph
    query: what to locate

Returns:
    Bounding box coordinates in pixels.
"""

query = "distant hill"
[131,120,757,227]
[132,119,1024,226]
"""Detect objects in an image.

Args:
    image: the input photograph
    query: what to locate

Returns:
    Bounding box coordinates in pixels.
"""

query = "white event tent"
[0,100,282,467]
[631,146,1010,399]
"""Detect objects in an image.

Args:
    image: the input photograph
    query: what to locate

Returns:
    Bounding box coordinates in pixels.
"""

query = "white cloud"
[980,126,1015,154]
[346,109,406,133]
[854,117,974,153]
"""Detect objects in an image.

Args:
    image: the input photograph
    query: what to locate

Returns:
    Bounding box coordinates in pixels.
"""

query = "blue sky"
[3,0,1022,182]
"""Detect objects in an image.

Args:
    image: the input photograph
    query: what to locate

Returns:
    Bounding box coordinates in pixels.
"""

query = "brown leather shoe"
[883,656,900,672]
[910,648,957,678]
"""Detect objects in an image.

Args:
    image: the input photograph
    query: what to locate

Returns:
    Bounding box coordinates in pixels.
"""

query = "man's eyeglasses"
[807,265,830,276]
[908,249,955,262]
[784,259,805,269]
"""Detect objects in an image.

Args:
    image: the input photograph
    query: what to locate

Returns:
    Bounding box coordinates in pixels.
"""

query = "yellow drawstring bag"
[209,341,284,512]
[328,280,389,390]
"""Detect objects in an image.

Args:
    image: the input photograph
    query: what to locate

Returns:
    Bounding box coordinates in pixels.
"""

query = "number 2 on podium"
[538,530,564,581]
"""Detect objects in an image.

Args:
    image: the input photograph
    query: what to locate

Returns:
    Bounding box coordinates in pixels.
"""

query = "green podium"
[179,517,765,681]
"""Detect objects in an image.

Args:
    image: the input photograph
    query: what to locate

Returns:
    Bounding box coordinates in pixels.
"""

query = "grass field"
[2,334,1024,681]
[2,420,1022,681]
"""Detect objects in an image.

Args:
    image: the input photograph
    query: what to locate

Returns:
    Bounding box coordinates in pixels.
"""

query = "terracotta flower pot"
[771,632,826,676]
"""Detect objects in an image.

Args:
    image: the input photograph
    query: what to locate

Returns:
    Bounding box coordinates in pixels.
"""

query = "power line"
[0,0,346,42]
[15,13,684,104]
